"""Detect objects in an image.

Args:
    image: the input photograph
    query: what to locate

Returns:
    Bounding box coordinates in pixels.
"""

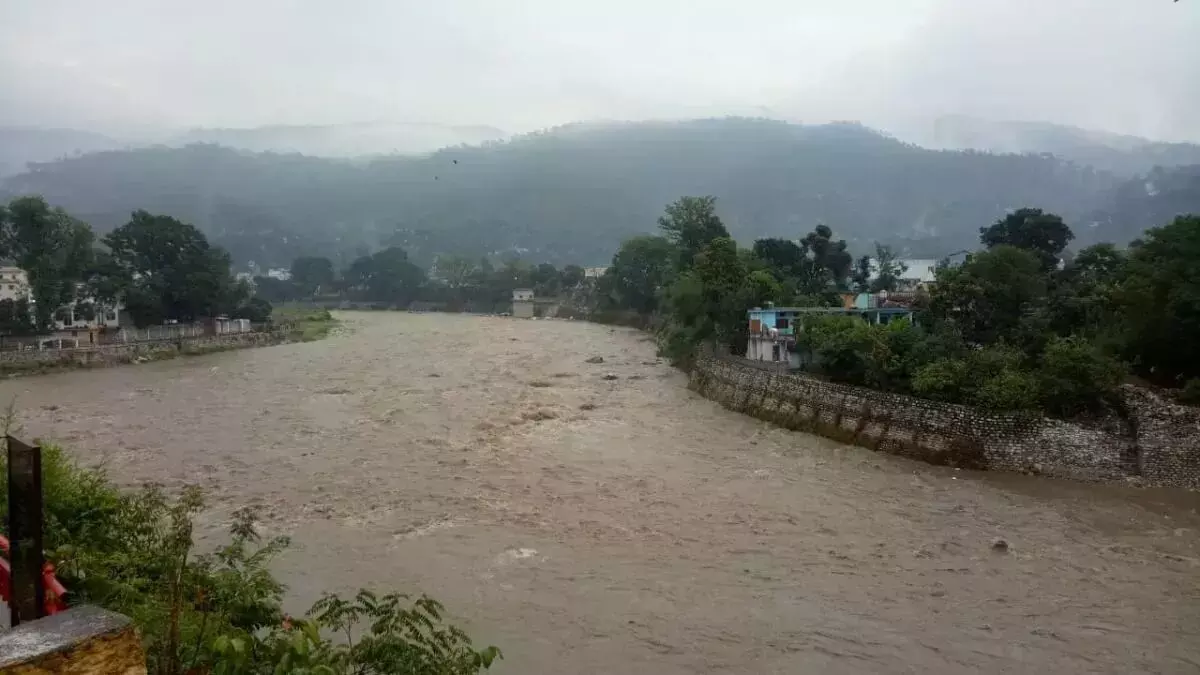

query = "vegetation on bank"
[593,198,1200,417]
[0,437,500,674]
[271,306,339,342]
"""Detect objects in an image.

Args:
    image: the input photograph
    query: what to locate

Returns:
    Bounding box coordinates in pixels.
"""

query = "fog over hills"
[5,117,1196,269]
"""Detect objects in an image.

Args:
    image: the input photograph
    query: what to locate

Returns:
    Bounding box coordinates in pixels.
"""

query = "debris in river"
[585,356,605,364]
[991,538,1010,553]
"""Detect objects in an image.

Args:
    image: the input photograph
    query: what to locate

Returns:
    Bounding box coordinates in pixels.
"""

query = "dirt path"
[3,312,1198,673]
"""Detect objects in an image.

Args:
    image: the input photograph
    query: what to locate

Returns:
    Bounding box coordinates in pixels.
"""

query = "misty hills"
[0,121,508,178]
[927,115,1200,175]
[174,121,507,158]
[2,117,1198,268]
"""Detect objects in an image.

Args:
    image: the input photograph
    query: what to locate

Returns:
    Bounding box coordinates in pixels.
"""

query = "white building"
[0,266,32,303]
[583,266,608,279]
[266,268,292,281]
[869,258,938,290]
[512,288,535,318]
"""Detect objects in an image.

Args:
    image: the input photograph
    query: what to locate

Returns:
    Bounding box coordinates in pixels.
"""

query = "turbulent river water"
[2,312,1198,673]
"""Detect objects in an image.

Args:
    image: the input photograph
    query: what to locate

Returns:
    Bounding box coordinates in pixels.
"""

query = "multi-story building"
[0,265,32,304]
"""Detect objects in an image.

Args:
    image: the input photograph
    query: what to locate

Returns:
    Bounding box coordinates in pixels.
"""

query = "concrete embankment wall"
[0,331,287,375]
[689,349,1200,489]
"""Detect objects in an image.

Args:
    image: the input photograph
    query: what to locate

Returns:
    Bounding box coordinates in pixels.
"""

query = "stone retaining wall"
[0,331,287,375]
[689,350,1200,489]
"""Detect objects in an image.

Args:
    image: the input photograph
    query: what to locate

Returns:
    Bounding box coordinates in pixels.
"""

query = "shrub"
[1036,335,1127,416]
[911,358,967,402]
[0,439,499,675]
[970,368,1041,412]
[803,315,873,384]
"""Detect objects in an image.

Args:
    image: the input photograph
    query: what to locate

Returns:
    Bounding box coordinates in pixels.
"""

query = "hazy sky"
[1,0,1197,140]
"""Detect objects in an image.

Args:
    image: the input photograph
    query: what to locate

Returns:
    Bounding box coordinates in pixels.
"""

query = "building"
[869,258,938,290]
[266,268,292,281]
[53,298,122,332]
[0,266,32,303]
[583,266,608,279]
[512,288,535,318]
[746,305,920,370]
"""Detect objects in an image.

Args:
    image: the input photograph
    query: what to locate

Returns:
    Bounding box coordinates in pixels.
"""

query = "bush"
[1036,336,1126,416]
[911,358,967,402]
[970,368,1040,411]
[802,315,873,384]
[0,439,499,675]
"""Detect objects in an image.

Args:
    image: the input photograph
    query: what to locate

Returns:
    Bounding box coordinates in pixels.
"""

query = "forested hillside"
[3,118,1194,268]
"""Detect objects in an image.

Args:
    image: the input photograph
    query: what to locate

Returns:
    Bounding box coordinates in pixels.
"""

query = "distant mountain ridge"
[927,115,1200,175]
[3,117,1198,270]
[0,126,124,178]
[173,121,508,157]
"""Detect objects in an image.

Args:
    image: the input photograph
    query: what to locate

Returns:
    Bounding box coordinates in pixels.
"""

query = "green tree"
[801,224,853,289]
[980,207,1074,271]
[1036,336,1126,416]
[2,196,95,330]
[0,298,34,336]
[289,256,334,297]
[658,196,729,270]
[531,262,560,296]
[869,244,908,293]
[929,245,1047,345]
[751,238,805,277]
[1112,215,1200,383]
[559,264,585,289]
[102,211,239,325]
[693,237,748,345]
[345,247,426,304]
[605,235,675,314]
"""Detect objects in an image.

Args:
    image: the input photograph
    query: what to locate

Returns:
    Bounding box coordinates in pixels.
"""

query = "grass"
[271,305,338,342]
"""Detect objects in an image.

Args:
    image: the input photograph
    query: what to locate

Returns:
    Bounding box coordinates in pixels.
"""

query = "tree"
[658,196,729,270]
[801,224,853,288]
[290,256,334,297]
[103,210,237,325]
[0,298,35,336]
[869,244,908,293]
[2,196,95,330]
[1112,215,1200,382]
[605,235,675,314]
[436,255,479,289]
[693,237,747,345]
[559,264,585,289]
[531,262,560,296]
[929,245,1047,345]
[344,247,426,304]
[980,208,1074,271]
[851,255,872,292]
[751,238,805,277]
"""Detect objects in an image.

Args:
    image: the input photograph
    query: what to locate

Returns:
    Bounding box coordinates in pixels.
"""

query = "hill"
[928,115,1200,176]
[5,117,1190,268]
[173,121,508,157]
[0,126,124,178]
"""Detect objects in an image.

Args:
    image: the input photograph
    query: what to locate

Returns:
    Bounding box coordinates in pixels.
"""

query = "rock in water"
[991,538,1010,553]
[585,356,604,364]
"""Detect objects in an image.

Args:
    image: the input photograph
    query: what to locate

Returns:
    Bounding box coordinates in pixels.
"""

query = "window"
[775,317,789,330]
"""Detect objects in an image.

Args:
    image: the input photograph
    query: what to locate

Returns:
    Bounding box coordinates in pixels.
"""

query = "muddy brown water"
[3,312,1198,673]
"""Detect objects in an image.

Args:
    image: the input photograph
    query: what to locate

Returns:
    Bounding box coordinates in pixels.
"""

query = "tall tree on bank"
[604,235,675,314]
[980,208,1074,271]
[290,256,334,297]
[1113,214,1200,383]
[1,196,94,330]
[658,196,729,270]
[103,210,242,325]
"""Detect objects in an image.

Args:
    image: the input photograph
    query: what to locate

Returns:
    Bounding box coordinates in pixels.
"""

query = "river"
[2,312,1198,673]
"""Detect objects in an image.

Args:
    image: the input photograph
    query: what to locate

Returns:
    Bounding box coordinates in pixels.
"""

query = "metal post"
[6,435,45,626]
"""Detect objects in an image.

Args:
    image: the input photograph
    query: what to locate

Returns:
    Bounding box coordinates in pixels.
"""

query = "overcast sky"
[1,0,1197,140]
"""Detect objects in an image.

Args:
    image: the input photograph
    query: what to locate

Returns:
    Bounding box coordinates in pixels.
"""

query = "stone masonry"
[690,349,1200,489]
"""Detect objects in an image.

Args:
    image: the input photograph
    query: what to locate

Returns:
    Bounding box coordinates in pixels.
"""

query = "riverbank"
[689,347,1200,489]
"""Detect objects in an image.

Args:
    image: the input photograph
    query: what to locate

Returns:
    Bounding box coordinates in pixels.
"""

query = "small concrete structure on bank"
[512,288,535,319]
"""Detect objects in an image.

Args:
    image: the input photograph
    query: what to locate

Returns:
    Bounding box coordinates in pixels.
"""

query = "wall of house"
[689,350,1200,488]
[512,300,535,319]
